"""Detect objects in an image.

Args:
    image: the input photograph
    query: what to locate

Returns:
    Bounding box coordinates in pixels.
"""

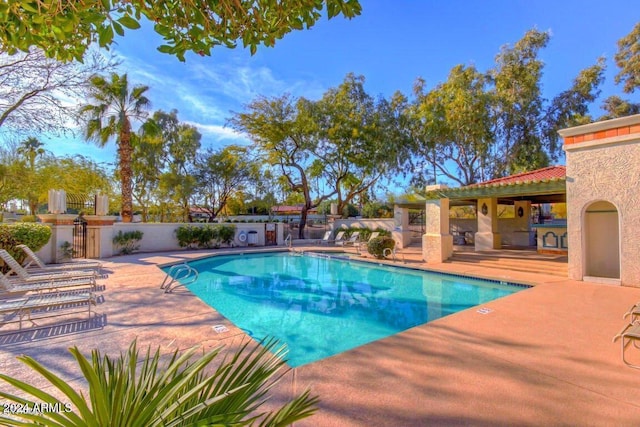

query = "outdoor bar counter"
[532,222,568,254]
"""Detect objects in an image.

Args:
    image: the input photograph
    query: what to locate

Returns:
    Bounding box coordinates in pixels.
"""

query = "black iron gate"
[72,215,87,258]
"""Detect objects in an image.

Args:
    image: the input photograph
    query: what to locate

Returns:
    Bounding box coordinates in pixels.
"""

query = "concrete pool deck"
[1,246,640,426]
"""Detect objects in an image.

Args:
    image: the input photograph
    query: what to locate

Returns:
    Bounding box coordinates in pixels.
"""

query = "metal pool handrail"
[284,233,292,247]
[383,243,406,263]
[161,263,199,293]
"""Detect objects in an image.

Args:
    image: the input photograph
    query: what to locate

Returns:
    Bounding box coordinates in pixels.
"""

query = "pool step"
[447,252,568,277]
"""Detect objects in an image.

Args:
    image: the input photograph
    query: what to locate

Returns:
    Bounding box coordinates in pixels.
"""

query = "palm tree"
[17,137,45,170]
[17,137,46,214]
[81,73,150,222]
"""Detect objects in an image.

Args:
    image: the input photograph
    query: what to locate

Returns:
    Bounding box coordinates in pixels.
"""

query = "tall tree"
[230,95,333,238]
[81,73,150,222]
[600,95,640,120]
[0,48,114,134]
[406,29,604,185]
[39,155,111,197]
[194,145,259,221]
[544,59,605,135]
[16,137,46,214]
[16,136,45,171]
[1,1,362,62]
[312,73,407,214]
[152,110,201,222]
[614,22,640,94]
[410,65,493,186]
[598,23,640,120]
[489,29,549,177]
[130,131,165,222]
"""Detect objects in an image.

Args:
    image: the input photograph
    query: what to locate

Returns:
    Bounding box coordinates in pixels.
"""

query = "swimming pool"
[172,252,526,367]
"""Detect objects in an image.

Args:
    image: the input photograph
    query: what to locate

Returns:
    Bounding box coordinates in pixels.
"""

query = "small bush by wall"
[175,224,200,249]
[113,230,144,255]
[0,222,52,267]
[367,236,395,259]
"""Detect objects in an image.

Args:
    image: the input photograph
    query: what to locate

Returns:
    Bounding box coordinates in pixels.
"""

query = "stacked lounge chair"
[0,249,102,332]
[336,231,359,247]
[0,249,97,284]
[0,291,97,330]
[17,244,103,275]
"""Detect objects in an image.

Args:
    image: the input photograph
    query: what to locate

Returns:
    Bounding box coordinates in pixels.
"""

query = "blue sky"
[43,0,638,170]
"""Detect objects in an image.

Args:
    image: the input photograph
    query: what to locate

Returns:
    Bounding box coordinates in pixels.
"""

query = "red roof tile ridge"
[470,165,566,187]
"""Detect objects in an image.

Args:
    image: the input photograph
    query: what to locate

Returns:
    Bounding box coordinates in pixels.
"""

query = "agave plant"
[0,338,318,426]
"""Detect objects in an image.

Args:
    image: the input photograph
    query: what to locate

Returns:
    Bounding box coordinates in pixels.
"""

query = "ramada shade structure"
[417,165,567,206]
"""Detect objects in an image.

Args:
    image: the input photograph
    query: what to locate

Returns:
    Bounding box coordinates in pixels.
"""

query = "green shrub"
[218,224,236,246]
[197,224,219,248]
[0,338,318,426]
[0,223,52,268]
[176,224,237,249]
[58,241,75,261]
[112,230,144,255]
[20,215,37,222]
[175,224,200,249]
[367,236,396,259]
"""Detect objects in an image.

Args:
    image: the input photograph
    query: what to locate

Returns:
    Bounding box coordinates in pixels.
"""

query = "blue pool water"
[172,252,526,367]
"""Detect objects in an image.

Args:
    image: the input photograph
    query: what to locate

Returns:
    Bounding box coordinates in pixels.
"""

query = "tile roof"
[422,165,567,202]
[469,166,566,187]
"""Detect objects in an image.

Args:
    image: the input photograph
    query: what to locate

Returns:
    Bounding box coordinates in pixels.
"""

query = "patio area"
[2,246,640,426]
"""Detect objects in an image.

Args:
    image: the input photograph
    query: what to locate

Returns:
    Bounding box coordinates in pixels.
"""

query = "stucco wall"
[112,222,283,253]
[36,222,285,262]
[565,131,640,286]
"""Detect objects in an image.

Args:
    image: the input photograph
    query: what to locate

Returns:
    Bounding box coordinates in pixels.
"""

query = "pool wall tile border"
[304,251,533,289]
[158,248,289,268]
[161,248,532,290]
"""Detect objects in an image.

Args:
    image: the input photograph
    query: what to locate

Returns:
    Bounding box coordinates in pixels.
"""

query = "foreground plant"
[0,338,318,426]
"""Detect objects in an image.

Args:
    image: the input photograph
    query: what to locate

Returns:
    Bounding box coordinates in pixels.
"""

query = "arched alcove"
[584,201,620,279]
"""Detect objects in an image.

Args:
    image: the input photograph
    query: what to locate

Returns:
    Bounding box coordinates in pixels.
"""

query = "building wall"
[562,114,640,287]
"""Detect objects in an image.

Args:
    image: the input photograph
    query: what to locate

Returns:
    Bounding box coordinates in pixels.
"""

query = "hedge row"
[175,224,236,249]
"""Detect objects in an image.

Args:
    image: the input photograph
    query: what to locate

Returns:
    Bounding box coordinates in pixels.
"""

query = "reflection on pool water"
[174,252,527,367]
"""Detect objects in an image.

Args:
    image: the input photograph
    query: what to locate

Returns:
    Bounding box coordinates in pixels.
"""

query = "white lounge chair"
[337,232,359,247]
[319,231,333,245]
[613,320,640,369]
[0,291,97,330]
[624,302,640,323]
[0,250,97,284]
[17,244,103,274]
[333,231,346,246]
[0,273,96,295]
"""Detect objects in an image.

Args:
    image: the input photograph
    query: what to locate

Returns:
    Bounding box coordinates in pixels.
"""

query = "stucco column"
[475,197,501,250]
[422,198,453,263]
[37,214,77,264]
[392,206,411,248]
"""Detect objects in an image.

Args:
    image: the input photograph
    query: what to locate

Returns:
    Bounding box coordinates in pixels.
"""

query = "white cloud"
[184,121,250,143]
[189,61,325,102]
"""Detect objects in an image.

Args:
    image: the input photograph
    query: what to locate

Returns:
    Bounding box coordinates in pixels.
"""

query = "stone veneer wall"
[561,114,640,287]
